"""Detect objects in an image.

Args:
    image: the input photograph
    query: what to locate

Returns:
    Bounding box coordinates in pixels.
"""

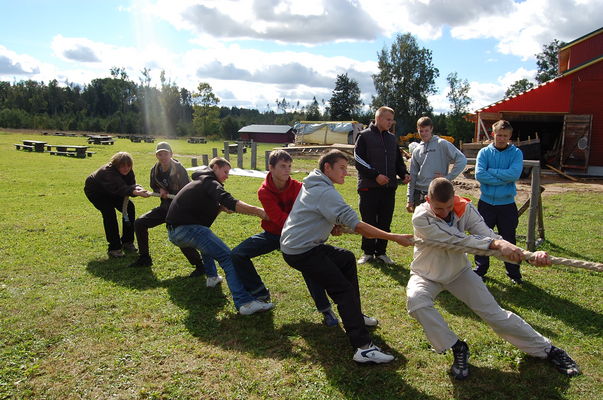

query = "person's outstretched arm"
[355,221,414,246]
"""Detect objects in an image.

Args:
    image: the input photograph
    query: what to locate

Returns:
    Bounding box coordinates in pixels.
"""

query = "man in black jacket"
[354,106,410,265]
[130,142,219,284]
[165,157,274,315]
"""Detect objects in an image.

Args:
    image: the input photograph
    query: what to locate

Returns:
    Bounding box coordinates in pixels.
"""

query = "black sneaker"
[189,267,204,278]
[547,346,580,376]
[450,340,470,380]
[510,277,524,285]
[128,255,152,268]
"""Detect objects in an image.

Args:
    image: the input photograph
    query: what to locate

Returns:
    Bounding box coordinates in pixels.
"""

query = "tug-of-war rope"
[413,238,603,272]
[122,194,602,272]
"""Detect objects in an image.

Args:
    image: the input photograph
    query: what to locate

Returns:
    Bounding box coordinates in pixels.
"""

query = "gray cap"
[155,142,172,153]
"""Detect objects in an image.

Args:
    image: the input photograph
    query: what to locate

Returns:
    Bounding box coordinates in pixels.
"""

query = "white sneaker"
[239,300,275,315]
[206,275,223,288]
[357,254,374,264]
[363,314,379,327]
[353,343,394,364]
[376,254,395,265]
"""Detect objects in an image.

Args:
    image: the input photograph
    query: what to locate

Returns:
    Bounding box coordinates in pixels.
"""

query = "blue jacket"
[475,143,523,205]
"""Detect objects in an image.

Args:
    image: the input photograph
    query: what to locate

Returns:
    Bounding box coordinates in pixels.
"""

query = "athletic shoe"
[122,242,138,253]
[450,340,470,380]
[128,255,152,268]
[362,314,379,327]
[357,254,374,264]
[108,249,125,258]
[510,277,524,285]
[322,309,340,327]
[239,300,275,315]
[189,267,204,278]
[353,343,394,364]
[256,289,271,303]
[546,345,580,376]
[206,275,223,288]
[376,254,395,265]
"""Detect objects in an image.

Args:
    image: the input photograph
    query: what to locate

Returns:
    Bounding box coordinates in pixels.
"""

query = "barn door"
[560,114,592,170]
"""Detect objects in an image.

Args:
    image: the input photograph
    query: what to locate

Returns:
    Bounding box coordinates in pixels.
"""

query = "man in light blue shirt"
[474,120,525,284]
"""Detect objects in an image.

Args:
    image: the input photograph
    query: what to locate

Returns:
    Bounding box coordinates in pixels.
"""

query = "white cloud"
[0,46,42,76]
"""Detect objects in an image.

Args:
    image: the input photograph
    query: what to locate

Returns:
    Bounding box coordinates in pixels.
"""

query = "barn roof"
[238,124,292,134]
[476,56,602,113]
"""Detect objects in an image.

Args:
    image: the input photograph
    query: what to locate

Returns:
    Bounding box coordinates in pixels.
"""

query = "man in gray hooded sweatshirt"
[281,150,414,364]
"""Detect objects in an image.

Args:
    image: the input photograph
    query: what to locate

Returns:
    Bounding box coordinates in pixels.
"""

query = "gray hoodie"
[407,135,467,202]
[280,169,360,255]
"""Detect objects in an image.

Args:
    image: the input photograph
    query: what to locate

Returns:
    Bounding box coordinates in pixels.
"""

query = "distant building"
[471,27,603,175]
[238,125,295,143]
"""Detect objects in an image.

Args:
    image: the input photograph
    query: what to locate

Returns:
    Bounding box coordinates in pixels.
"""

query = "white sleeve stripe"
[354,151,372,169]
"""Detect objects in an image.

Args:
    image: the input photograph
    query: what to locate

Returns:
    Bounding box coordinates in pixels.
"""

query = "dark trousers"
[358,188,396,256]
[283,245,371,349]
[85,191,135,251]
[134,205,203,266]
[474,200,521,280]
[232,231,332,311]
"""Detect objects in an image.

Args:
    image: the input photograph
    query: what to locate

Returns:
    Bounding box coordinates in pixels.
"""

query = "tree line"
[0,34,561,143]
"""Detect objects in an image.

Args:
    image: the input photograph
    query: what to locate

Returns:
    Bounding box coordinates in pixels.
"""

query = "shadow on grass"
[164,275,296,360]
[87,259,296,360]
[450,360,571,400]
[86,257,162,290]
[281,321,438,400]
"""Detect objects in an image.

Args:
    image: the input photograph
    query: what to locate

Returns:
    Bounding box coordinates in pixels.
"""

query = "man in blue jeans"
[232,150,340,326]
[165,157,274,315]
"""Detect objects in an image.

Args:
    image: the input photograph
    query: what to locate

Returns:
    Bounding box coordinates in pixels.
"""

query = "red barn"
[472,27,603,175]
[238,124,295,143]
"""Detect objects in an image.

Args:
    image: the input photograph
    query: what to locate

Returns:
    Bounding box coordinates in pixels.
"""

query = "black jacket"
[84,164,137,198]
[165,167,238,227]
[354,123,408,190]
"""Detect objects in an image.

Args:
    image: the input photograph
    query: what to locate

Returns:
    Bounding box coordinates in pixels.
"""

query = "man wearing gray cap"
[130,142,221,286]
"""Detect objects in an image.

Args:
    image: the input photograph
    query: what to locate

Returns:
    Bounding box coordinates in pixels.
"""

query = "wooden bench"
[15,144,34,151]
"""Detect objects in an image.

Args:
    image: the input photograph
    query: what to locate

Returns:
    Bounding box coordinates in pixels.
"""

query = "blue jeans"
[167,225,255,309]
[231,231,332,312]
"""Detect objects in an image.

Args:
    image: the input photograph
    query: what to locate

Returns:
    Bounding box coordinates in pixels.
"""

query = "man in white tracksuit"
[407,177,580,379]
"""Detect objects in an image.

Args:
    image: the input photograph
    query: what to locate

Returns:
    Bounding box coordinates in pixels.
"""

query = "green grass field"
[1,131,601,399]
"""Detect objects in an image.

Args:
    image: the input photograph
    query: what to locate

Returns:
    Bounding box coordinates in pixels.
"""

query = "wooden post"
[251,142,257,170]
[237,142,243,168]
[537,195,545,241]
[212,148,218,158]
[223,141,229,161]
[265,151,271,171]
[202,154,209,166]
[191,158,198,167]
[527,163,541,251]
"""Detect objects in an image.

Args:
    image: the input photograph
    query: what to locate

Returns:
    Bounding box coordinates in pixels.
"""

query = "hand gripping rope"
[413,238,603,272]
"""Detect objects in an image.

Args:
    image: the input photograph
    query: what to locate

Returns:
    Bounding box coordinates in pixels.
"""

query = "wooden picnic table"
[47,144,93,158]
[87,135,114,145]
[187,137,207,143]
[22,140,47,152]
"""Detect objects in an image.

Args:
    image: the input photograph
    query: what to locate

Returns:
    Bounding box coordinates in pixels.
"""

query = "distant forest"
[0,67,370,140]
[0,66,464,141]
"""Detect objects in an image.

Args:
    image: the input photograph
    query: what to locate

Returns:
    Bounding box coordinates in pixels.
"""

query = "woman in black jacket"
[84,152,149,257]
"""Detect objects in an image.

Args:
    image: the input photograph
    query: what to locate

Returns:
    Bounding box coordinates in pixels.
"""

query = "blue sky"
[1,0,601,113]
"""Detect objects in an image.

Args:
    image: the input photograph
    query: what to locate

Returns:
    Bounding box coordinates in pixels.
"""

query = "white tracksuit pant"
[407,268,551,357]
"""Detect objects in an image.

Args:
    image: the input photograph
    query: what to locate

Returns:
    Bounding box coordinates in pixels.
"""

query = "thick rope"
[413,238,603,272]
